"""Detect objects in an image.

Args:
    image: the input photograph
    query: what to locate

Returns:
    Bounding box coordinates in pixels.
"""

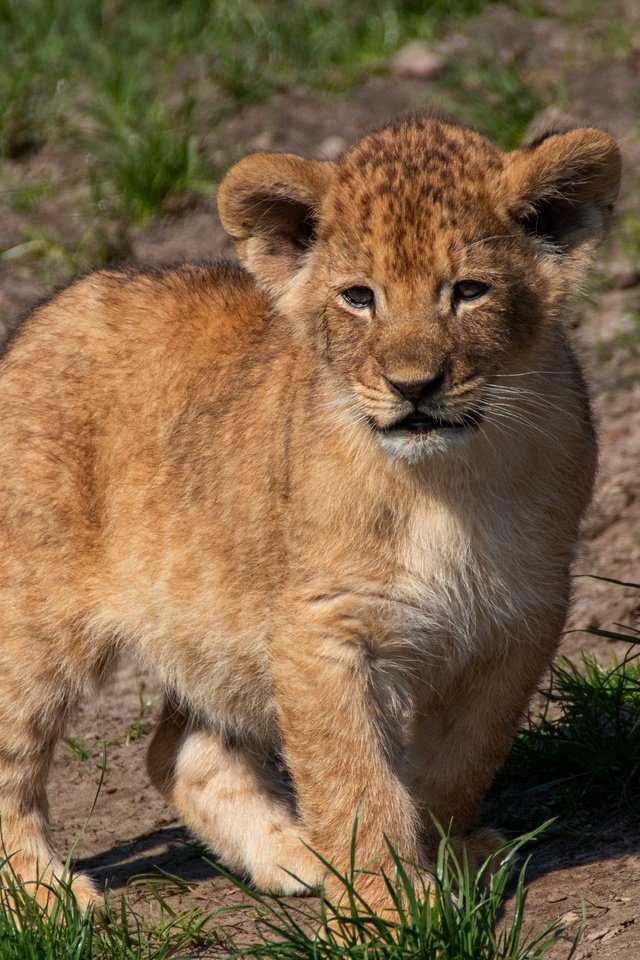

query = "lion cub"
[0,117,619,914]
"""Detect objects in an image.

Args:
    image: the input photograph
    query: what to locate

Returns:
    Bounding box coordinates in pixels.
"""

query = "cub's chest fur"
[393,484,556,664]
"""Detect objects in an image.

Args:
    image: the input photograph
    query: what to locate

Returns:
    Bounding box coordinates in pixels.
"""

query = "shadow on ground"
[76,825,225,891]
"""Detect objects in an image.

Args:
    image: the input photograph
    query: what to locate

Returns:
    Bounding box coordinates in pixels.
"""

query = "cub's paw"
[66,871,101,913]
[319,868,435,944]
[0,862,99,916]
[451,826,507,881]
[251,837,325,896]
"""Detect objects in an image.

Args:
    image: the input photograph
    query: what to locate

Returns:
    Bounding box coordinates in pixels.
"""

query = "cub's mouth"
[383,408,484,435]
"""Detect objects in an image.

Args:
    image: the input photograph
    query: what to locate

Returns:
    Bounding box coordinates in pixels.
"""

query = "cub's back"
[0,261,269,399]
[0,262,273,588]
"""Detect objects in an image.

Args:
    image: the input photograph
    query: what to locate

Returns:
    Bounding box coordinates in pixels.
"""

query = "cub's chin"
[375,410,484,463]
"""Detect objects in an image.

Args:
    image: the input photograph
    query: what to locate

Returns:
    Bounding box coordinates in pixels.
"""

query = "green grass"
[65,737,91,764]
[446,58,548,150]
[498,579,640,825]
[0,825,580,960]
[620,210,640,262]
[217,823,582,959]
[507,651,640,812]
[207,0,493,102]
[0,0,497,130]
[88,95,207,226]
[0,855,223,959]
[0,867,95,960]
[0,0,498,230]
[122,686,152,747]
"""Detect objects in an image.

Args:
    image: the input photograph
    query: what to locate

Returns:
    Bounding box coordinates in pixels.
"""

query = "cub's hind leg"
[0,650,98,911]
[147,697,323,894]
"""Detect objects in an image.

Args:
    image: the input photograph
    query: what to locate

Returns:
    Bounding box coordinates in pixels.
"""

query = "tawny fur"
[0,116,620,913]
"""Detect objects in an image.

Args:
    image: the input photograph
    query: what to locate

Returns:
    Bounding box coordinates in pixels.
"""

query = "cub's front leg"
[410,628,563,868]
[271,609,423,914]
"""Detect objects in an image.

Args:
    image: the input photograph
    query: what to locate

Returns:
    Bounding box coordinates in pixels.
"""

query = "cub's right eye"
[341,286,374,310]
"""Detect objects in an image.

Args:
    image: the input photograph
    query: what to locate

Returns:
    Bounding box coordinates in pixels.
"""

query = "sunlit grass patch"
[0,853,223,960]
[89,94,209,226]
[0,861,94,960]
[0,817,585,959]
[208,0,494,102]
[221,823,582,959]
[499,580,640,822]
[511,652,640,808]
[445,59,547,150]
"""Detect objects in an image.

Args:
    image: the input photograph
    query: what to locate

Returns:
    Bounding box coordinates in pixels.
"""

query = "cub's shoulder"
[86,259,261,308]
[35,259,266,323]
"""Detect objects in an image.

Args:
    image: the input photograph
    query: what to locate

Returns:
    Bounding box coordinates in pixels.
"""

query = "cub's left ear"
[217,152,333,300]
[504,127,621,267]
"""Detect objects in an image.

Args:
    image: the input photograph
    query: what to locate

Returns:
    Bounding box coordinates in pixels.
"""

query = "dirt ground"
[1,3,639,957]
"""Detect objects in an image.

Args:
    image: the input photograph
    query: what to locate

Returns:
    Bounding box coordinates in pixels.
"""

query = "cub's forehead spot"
[324,121,506,277]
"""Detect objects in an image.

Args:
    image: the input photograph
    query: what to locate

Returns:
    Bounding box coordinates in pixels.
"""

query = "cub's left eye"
[341,286,375,309]
[453,280,490,304]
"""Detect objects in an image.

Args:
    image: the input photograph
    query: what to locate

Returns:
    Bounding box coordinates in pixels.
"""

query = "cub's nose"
[384,371,446,404]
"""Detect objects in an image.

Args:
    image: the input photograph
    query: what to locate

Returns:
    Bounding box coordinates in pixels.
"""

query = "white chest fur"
[392,479,558,669]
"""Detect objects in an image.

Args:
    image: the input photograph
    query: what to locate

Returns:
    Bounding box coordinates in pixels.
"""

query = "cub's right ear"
[217,153,332,300]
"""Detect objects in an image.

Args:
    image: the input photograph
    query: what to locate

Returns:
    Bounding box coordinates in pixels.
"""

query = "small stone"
[249,131,274,151]
[547,891,568,903]
[318,135,347,160]
[561,911,580,924]
[609,261,639,289]
[390,41,446,79]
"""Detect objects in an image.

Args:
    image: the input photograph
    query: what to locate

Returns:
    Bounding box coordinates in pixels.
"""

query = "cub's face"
[218,118,619,461]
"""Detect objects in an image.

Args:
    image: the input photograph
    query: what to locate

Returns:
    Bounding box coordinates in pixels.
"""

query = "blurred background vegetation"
[0,0,551,264]
[0,0,638,300]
